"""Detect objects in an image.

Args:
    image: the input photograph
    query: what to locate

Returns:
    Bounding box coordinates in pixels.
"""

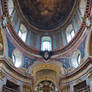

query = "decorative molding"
[0,0,91,57]
[32,63,61,76]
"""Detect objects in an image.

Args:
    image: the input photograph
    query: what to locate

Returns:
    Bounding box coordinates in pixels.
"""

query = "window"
[12,49,23,68]
[8,0,14,16]
[18,24,27,42]
[41,36,52,51]
[71,51,81,68]
[79,0,86,18]
[66,24,75,43]
[70,30,75,38]
[85,17,91,27]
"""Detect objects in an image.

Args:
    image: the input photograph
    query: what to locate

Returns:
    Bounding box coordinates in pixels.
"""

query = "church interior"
[0,0,92,92]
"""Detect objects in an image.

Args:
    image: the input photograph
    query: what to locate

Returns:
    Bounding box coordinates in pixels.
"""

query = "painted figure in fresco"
[33,0,60,16]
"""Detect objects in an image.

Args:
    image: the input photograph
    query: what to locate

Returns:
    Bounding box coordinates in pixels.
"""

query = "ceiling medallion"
[40,51,52,61]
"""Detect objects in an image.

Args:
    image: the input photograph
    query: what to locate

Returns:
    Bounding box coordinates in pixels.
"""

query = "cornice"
[0,56,92,86]
[60,57,92,83]
[6,21,87,56]
[1,0,91,56]
[0,56,33,83]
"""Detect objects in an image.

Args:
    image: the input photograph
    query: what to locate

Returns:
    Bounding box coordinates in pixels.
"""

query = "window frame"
[41,36,52,51]
[18,24,27,42]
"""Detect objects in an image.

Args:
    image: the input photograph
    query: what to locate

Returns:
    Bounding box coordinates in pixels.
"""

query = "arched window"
[18,24,27,42]
[71,50,81,68]
[12,49,23,68]
[85,17,91,27]
[8,0,14,16]
[41,36,52,51]
[66,24,75,43]
[79,0,86,18]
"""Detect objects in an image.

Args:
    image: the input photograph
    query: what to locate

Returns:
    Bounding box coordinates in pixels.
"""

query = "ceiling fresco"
[18,0,75,30]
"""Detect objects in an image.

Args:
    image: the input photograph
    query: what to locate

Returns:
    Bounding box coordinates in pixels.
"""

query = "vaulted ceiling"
[18,0,75,30]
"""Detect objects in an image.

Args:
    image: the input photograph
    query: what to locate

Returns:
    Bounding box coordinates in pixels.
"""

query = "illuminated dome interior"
[0,0,91,92]
[18,0,75,30]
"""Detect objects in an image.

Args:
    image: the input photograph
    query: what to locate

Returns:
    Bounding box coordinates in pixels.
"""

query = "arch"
[32,63,61,76]
[41,36,52,51]
[12,49,23,68]
[34,74,57,88]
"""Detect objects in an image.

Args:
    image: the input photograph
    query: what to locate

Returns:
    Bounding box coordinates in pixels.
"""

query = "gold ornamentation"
[34,78,56,87]
[32,64,61,75]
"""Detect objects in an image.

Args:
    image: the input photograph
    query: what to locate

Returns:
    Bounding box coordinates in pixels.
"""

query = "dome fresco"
[0,0,92,92]
[18,0,75,30]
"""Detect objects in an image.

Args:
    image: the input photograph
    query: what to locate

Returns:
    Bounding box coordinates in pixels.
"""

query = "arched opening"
[41,36,52,51]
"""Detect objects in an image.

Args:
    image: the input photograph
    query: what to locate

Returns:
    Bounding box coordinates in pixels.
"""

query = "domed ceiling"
[18,0,75,30]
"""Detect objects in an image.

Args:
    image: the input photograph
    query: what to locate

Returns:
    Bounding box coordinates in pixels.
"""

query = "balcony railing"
[75,86,90,92]
[2,85,17,92]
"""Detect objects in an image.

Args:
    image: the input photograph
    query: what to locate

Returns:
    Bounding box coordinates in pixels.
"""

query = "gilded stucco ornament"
[32,63,61,76]
[40,51,52,61]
